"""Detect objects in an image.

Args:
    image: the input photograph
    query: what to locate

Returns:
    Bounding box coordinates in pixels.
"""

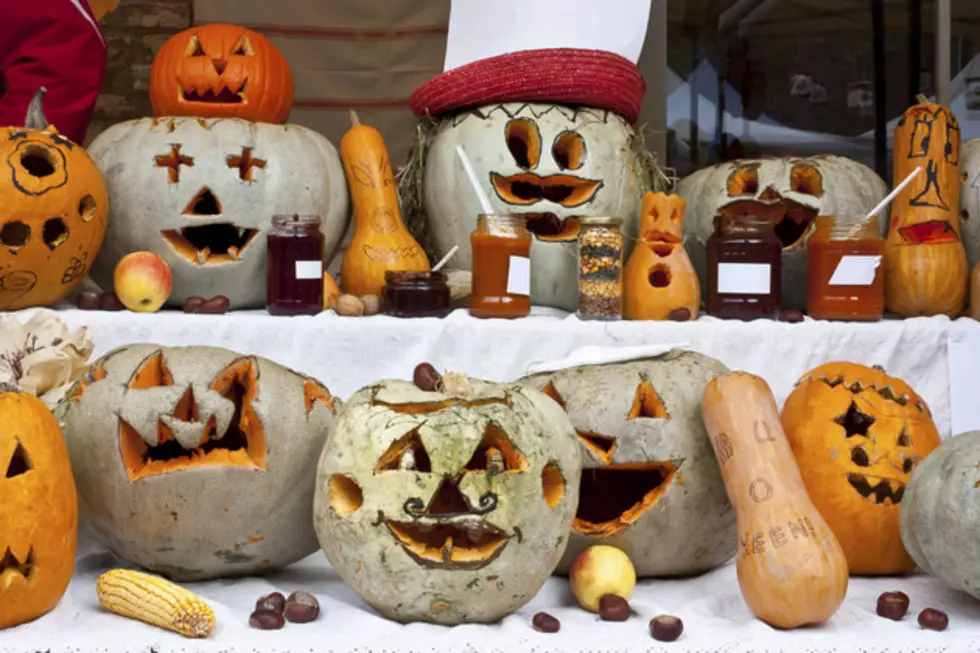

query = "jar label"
[828,255,882,286]
[506,256,531,296]
[717,263,770,295]
[295,260,323,280]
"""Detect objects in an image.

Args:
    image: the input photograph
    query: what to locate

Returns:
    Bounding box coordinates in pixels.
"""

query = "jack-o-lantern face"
[0,391,78,629]
[149,24,294,124]
[60,344,340,581]
[521,351,736,578]
[0,94,109,310]
[782,362,941,575]
[423,103,649,311]
[86,117,349,309]
[314,378,581,624]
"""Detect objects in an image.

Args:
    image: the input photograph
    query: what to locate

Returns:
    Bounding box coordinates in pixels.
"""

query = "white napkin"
[524,343,689,375]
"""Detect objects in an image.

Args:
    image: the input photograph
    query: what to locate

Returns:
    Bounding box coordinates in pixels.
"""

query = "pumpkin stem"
[349,109,361,127]
[871,364,886,373]
[916,93,929,104]
[25,87,49,130]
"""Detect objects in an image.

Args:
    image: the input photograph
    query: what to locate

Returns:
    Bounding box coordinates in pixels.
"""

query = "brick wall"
[85,0,193,146]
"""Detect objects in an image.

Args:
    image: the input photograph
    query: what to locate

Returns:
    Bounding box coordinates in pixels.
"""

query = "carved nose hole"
[851,446,871,467]
[43,217,68,250]
[213,58,227,74]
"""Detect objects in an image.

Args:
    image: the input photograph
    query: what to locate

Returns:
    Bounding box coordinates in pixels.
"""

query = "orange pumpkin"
[781,362,941,575]
[885,97,968,316]
[623,192,700,321]
[0,89,109,310]
[0,389,78,629]
[149,24,294,124]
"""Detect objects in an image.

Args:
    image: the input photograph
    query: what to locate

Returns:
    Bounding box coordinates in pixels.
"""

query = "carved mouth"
[719,198,818,249]
[847,473,906,505]
[161,224,258,265]
[516,213,581,242]
[384,518,510,570]
[898,220,960,244]
[573,461,680,535]
[0,546,34,579]
[180,81,247,104]
[490,172,602,209]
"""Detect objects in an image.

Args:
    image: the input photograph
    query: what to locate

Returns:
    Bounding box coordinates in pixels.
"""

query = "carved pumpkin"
[86,117,349,309]
[623,192,700,321]
[957,139,980,269]
[676,155,888,310]
[885,100,968,317]
[149,24,294,124]
[314,376,581,624]
[421,103,652,311]
[781,362,941,575]
[0,390,77,629]
[520,351,736,577]
[59,344,340,581]
[0,89,108,310]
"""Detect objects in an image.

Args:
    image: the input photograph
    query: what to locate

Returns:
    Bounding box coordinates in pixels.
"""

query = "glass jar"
[706,214,782,320]
[382,270,452,318]
[577,217,624,320]
[807,214,884,321]
[266,214,325,316]
[469,214,532,319]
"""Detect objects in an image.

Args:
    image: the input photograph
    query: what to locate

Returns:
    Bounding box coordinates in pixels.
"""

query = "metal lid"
[577,216,623,226]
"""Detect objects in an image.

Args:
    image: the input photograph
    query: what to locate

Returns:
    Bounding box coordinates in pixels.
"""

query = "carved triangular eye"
[376,430,431,472]
[464,424,527,473]
[5,441,32,478]
[628,379,668,419]
[128,351,175,389]
[232,35,253,56]
[187,37,206,57]
[540,382,566,409]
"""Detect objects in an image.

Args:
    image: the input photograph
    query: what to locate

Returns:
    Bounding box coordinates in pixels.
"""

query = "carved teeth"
[227,246,240,261]
[196,248,211,265]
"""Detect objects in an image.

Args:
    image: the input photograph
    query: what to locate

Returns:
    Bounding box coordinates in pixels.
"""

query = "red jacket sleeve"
[0,0,108,145]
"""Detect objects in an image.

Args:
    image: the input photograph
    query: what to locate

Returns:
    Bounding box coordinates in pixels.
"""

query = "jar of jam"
[807,214,884,321]
[469,214,532,319]
[266,214,325,316]
[706,214,782,320]
[577,217,624,320]
[382,270,452,318]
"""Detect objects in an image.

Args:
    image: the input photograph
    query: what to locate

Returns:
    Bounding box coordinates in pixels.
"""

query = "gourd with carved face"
[314,378,581,624]
[0,391,77,629]
[150,23,294,124]
[59,344,340,581]
[781,362,941,575]
[676,155,888,310]
[423,103,649,310]
[521,351,736,577]
[86,117,349,308]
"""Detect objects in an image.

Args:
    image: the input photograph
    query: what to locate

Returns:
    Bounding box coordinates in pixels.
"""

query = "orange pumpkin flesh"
[781,362,941,575]
[0,391,78,630]
[150,24,294,124]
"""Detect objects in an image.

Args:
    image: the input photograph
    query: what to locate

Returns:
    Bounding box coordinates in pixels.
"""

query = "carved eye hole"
[187,37,206,57]
[0,221,30,250]
[504,118,542,170]
[5,441,32,478]
[727,165,759,196]
[232,36,253,56]
[790,163,824,197]
[463,424,527,473]
[21,145,56,178]
[552,131,586,170]
[327,474,363,517]
[376,430,431,472]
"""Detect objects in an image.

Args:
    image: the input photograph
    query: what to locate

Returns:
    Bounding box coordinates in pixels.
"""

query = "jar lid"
[578,216,623,226]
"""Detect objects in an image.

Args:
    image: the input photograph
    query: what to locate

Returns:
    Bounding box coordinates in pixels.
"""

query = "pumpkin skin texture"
[886,102,968,317]
[957,139,980,269]
[520,351,735,577]
[314,378,581,625]
[676,155,888,310]
[150,24,294,124]
[86,117,349,309]
[781,362,941,576]
[0,391,78,629]
[0,92,109,310]
[59,344,340,581]
[423,103,648,311]
[900,430,980,599]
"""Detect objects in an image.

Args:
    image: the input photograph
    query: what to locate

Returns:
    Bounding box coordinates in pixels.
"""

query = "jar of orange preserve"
[807,214,884,321]
[469,214,532,319]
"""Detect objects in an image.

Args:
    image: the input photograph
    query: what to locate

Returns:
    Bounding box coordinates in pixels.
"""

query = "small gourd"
[623,192,699,320]
[96,569,215,638]
[339,111,429,296]
[701,372,848,629]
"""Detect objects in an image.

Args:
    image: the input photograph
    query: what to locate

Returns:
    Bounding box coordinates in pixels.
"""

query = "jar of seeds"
[577,217,624,320]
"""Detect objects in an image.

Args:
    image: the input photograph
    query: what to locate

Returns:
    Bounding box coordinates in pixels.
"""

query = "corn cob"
[96,569,215,638]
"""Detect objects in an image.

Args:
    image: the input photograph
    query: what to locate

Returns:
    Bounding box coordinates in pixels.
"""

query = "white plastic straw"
[456,144,494,214]
[864,166,922,221]
[432,245,459,272]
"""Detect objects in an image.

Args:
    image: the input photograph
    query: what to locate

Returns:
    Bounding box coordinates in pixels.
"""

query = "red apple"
[113,252,172,312]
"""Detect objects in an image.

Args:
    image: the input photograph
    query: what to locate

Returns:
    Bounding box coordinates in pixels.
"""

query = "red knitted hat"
[410,48,646,124]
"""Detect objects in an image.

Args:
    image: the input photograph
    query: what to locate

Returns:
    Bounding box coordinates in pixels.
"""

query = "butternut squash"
[339,111,429,296]
[701,372,848,629]
[96,568,215,637]
[323,271,341,309]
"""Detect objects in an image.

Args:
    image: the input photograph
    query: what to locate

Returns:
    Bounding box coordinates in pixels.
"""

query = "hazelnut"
[650,614,683,641]
[918,607,949,631]
[255,592,286,614]
[359,294,381,315]
[598,594,630,621]
[334,294,364,316]
[284,591,319,623]
[199,295,231,314]
[531,611,560,633]
[182,296,205,313]
[249,608,284,629]
[75,291,101,310]
[413,363,441,391]
[876,591,909,620]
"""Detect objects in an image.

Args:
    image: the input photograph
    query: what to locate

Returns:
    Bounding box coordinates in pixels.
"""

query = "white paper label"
[506,256,531,296]
[294,260,322,280]
[827,255,882,286]
[717,263,771,295]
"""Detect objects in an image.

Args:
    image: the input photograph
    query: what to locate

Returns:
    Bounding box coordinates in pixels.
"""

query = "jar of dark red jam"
[382,270,452,318]
[706,213,782,320]
[266,214,325,316]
